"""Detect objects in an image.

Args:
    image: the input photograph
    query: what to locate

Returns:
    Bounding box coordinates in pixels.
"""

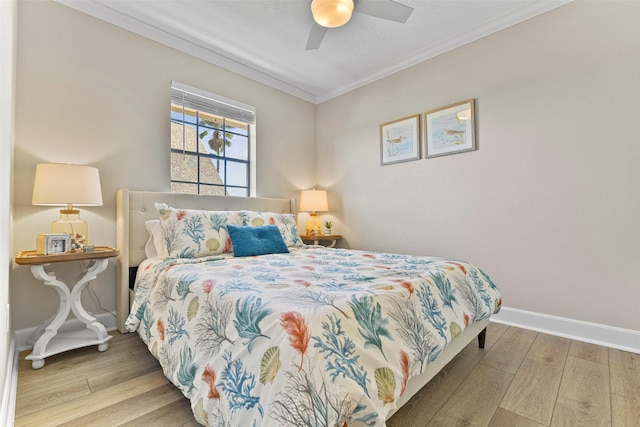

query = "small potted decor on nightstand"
[323,221,333,236]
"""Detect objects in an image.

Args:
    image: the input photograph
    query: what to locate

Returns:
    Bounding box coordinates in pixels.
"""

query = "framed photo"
[380,114,420,165]
[424,99,476,158]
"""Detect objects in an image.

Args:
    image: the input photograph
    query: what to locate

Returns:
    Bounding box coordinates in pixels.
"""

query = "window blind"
[171,81,256,124]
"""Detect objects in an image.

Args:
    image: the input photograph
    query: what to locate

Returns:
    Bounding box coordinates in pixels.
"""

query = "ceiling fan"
[306,0,414,50]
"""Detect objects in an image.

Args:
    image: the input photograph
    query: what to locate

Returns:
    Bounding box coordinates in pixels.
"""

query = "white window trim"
[170,81,256,196]
[171,81,255,124]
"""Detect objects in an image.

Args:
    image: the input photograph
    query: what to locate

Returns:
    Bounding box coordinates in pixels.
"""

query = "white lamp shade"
[32,163,103,206]
[300,189,328,212]
[311,0,354,28]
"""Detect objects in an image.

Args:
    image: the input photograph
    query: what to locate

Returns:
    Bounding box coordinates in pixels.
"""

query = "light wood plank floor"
[14,323,640,426]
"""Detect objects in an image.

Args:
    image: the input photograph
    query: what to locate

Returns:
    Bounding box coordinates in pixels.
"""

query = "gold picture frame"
[380,114,420,165]
[424,99,476,158]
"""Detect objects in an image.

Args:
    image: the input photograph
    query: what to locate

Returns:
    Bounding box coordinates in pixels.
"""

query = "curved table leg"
[28,265,73,369]
[69,259,110,351]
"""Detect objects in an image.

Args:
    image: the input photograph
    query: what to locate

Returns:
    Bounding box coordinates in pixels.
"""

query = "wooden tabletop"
[300,235,342,240]
[15,246,119,265]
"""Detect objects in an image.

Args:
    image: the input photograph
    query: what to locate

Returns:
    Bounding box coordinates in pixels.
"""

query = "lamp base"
[305,212,322,236]
[51,209,89,247]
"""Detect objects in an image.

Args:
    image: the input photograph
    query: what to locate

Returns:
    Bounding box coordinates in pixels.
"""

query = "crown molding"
[54,0,319,104]
[316,0,572,103]
[55,0,571,105]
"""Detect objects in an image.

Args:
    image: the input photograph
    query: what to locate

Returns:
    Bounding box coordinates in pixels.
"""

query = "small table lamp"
[300,189,328,236]
[32,163,103,246]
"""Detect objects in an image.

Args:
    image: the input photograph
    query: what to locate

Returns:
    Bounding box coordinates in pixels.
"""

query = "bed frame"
[115,188,489,422]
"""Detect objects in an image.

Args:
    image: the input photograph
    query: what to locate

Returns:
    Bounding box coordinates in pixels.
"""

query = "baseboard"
[14,311,118,351]
[492,306,640,354]
[0,333,17,427]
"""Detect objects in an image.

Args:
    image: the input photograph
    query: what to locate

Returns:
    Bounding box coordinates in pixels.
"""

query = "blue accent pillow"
[227,224,289,257]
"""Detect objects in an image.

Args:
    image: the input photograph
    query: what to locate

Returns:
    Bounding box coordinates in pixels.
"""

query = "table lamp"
[32,163,103,246]
[299,189,328,236]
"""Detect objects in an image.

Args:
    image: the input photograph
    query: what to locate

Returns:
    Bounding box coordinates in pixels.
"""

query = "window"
[170,81,255,196]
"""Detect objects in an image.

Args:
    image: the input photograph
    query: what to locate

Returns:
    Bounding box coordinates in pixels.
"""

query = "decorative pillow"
[227,225,289,257]
[241,211,304,247]
[155,203,242,258]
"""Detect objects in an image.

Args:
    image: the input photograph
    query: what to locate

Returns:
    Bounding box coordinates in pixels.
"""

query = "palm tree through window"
[170,83,254,196]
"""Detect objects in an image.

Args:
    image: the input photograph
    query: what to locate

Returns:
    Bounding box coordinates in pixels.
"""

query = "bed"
[116,189,501,427]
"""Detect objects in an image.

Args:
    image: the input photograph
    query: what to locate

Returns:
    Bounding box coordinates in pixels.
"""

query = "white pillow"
[143,232,157,258]
[144,219,168,259]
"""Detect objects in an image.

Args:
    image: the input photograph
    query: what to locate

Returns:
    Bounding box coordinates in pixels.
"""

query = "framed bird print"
[380,114,420,165]
[424,99,476,158]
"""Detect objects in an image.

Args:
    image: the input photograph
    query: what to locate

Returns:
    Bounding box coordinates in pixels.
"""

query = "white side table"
[16,247,119,369]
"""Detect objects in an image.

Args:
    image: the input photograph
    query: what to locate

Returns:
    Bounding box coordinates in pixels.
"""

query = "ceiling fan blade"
[354,0,414,24]
[305,22,328,50]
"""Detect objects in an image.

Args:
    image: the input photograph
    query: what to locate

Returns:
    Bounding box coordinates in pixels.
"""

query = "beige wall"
[12,0,317,330]
[316,0,640,331]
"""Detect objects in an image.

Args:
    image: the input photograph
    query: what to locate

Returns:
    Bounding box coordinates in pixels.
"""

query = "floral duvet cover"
[125,247,501,427]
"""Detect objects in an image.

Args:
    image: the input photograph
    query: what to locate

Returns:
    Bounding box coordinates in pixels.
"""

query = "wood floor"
[14,323,640,426]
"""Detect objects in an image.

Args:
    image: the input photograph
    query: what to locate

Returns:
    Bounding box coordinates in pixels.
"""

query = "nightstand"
[300,234,342,248]
[15,246,119,369]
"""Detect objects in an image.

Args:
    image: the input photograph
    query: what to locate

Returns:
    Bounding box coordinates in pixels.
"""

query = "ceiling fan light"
[311,0,354,28]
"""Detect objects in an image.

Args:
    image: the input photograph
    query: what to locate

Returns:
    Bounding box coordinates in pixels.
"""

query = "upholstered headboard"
[116,189,296,332]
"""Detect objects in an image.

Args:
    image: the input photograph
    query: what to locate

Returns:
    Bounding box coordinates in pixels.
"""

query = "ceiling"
[55,0,570,104]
